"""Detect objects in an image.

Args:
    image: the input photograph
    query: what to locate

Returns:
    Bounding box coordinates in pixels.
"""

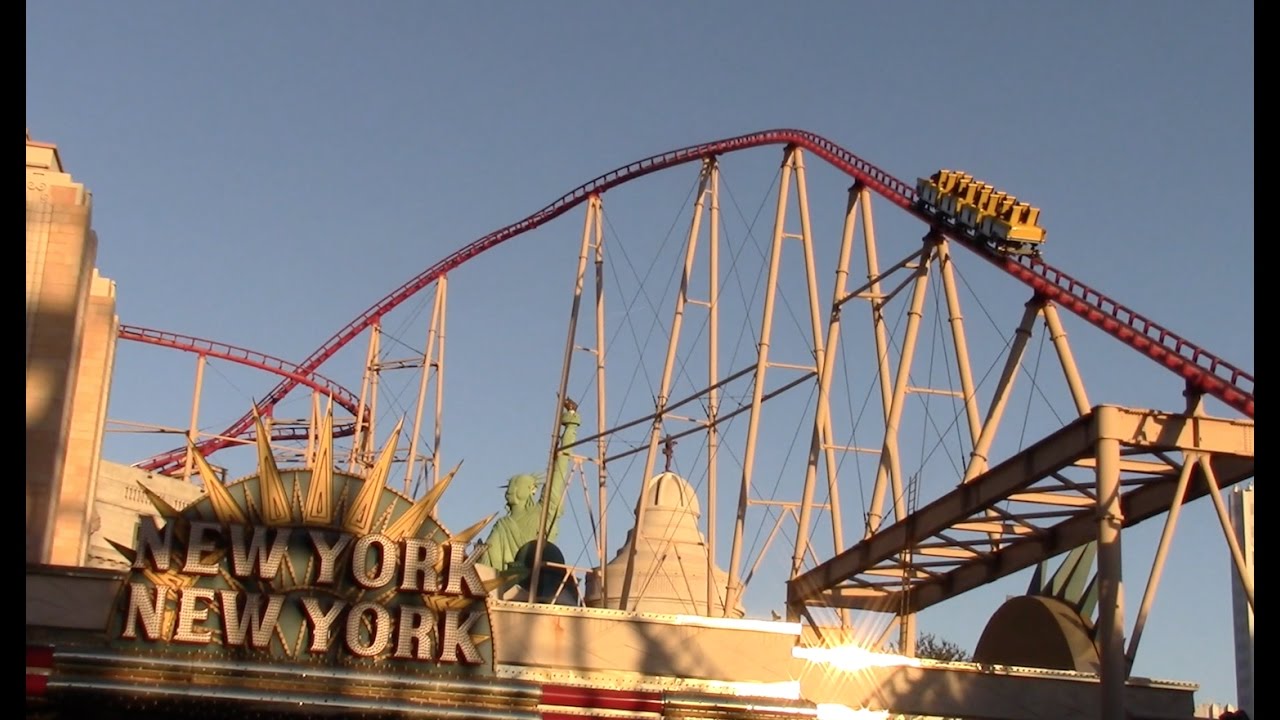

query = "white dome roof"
[584,471,743,617]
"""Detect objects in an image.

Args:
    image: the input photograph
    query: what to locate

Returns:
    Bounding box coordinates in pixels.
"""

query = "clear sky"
[28,0,1252,709]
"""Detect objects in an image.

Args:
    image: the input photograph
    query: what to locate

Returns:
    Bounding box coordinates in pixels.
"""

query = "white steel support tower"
[1229,485,1253,717]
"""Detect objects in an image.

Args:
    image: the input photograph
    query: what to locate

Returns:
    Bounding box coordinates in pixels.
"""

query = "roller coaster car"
[915,172,1046,257]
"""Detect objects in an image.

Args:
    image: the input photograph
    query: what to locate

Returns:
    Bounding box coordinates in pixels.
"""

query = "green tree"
[888,632,971,662]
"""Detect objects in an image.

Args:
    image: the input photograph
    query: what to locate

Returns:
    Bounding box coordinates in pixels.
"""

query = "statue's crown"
[501,472,545,488]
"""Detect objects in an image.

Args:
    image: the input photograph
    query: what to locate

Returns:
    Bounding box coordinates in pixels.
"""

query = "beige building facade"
[26,131,211,574]
[86,461,204,570]
[26,131,119,566]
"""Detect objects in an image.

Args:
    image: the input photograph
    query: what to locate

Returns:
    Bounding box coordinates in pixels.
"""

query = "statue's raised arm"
[478,400,581,574]
[542,399,580,544]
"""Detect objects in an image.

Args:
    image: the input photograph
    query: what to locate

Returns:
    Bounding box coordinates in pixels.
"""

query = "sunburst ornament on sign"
[108,401,507,672]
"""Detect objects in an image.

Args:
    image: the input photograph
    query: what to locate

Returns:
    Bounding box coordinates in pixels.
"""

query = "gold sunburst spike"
[252,405,293,526]
[383,461,464,542]
[135,480,233,570]
[188,438,249,526]
[422,572,506,612]
[107,537,139,565]
[342,416,405,534]
[136,481,192,546]
[304,396,336,525]
[449,511,497,548]
[146,569,205,641]
[138,482,182,519]
[144,565,203,594]
[433,530,496,577]
[423,593,474,614]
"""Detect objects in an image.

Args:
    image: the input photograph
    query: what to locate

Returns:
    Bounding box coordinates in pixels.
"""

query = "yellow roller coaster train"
[915,170,1046,256]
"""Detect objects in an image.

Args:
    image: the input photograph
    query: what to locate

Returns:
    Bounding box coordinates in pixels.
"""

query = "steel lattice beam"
[787,405,1253,616]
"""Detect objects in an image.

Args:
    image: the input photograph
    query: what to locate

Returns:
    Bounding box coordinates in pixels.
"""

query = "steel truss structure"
[107,132,1253,719]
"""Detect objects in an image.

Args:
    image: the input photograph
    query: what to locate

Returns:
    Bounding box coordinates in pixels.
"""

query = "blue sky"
[28,1,1252,708]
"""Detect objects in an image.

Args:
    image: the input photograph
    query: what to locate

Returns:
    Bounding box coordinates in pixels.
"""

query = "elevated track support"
[132,129,1252,476]
[789,403,1252,720]
[786,404,1254,614]
[117,325,364,449]
[106,130,1253,720]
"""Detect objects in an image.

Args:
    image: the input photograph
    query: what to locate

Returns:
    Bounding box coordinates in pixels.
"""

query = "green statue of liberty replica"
[480,398,581,576]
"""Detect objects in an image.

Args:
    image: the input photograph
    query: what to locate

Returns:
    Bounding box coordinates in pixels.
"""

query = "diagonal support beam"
[787,405,1253,617]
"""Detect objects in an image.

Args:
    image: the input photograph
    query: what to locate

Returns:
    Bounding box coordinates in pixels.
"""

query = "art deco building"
[26,131,117,566]
[26,132,201,569]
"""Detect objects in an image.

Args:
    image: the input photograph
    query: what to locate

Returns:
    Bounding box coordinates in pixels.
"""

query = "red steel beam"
[118,325,361,446]
[136,130,1253,474]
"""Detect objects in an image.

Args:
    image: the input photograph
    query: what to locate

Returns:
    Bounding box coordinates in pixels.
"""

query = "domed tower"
[584,471,744,617]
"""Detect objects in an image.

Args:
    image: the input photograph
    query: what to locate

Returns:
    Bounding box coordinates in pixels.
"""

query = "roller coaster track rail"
[118,325,362,445]
[135,129,1254,475]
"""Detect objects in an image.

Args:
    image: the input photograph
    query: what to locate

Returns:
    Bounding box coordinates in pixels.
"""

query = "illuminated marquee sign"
[119,520,488,663]
[109,413,501,670]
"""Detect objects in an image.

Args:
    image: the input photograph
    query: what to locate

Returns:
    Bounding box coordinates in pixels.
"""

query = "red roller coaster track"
[118,325,362,444]
[136,129,1254,476]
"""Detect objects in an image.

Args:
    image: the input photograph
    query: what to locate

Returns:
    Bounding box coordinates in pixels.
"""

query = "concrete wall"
[87,461,205,571]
